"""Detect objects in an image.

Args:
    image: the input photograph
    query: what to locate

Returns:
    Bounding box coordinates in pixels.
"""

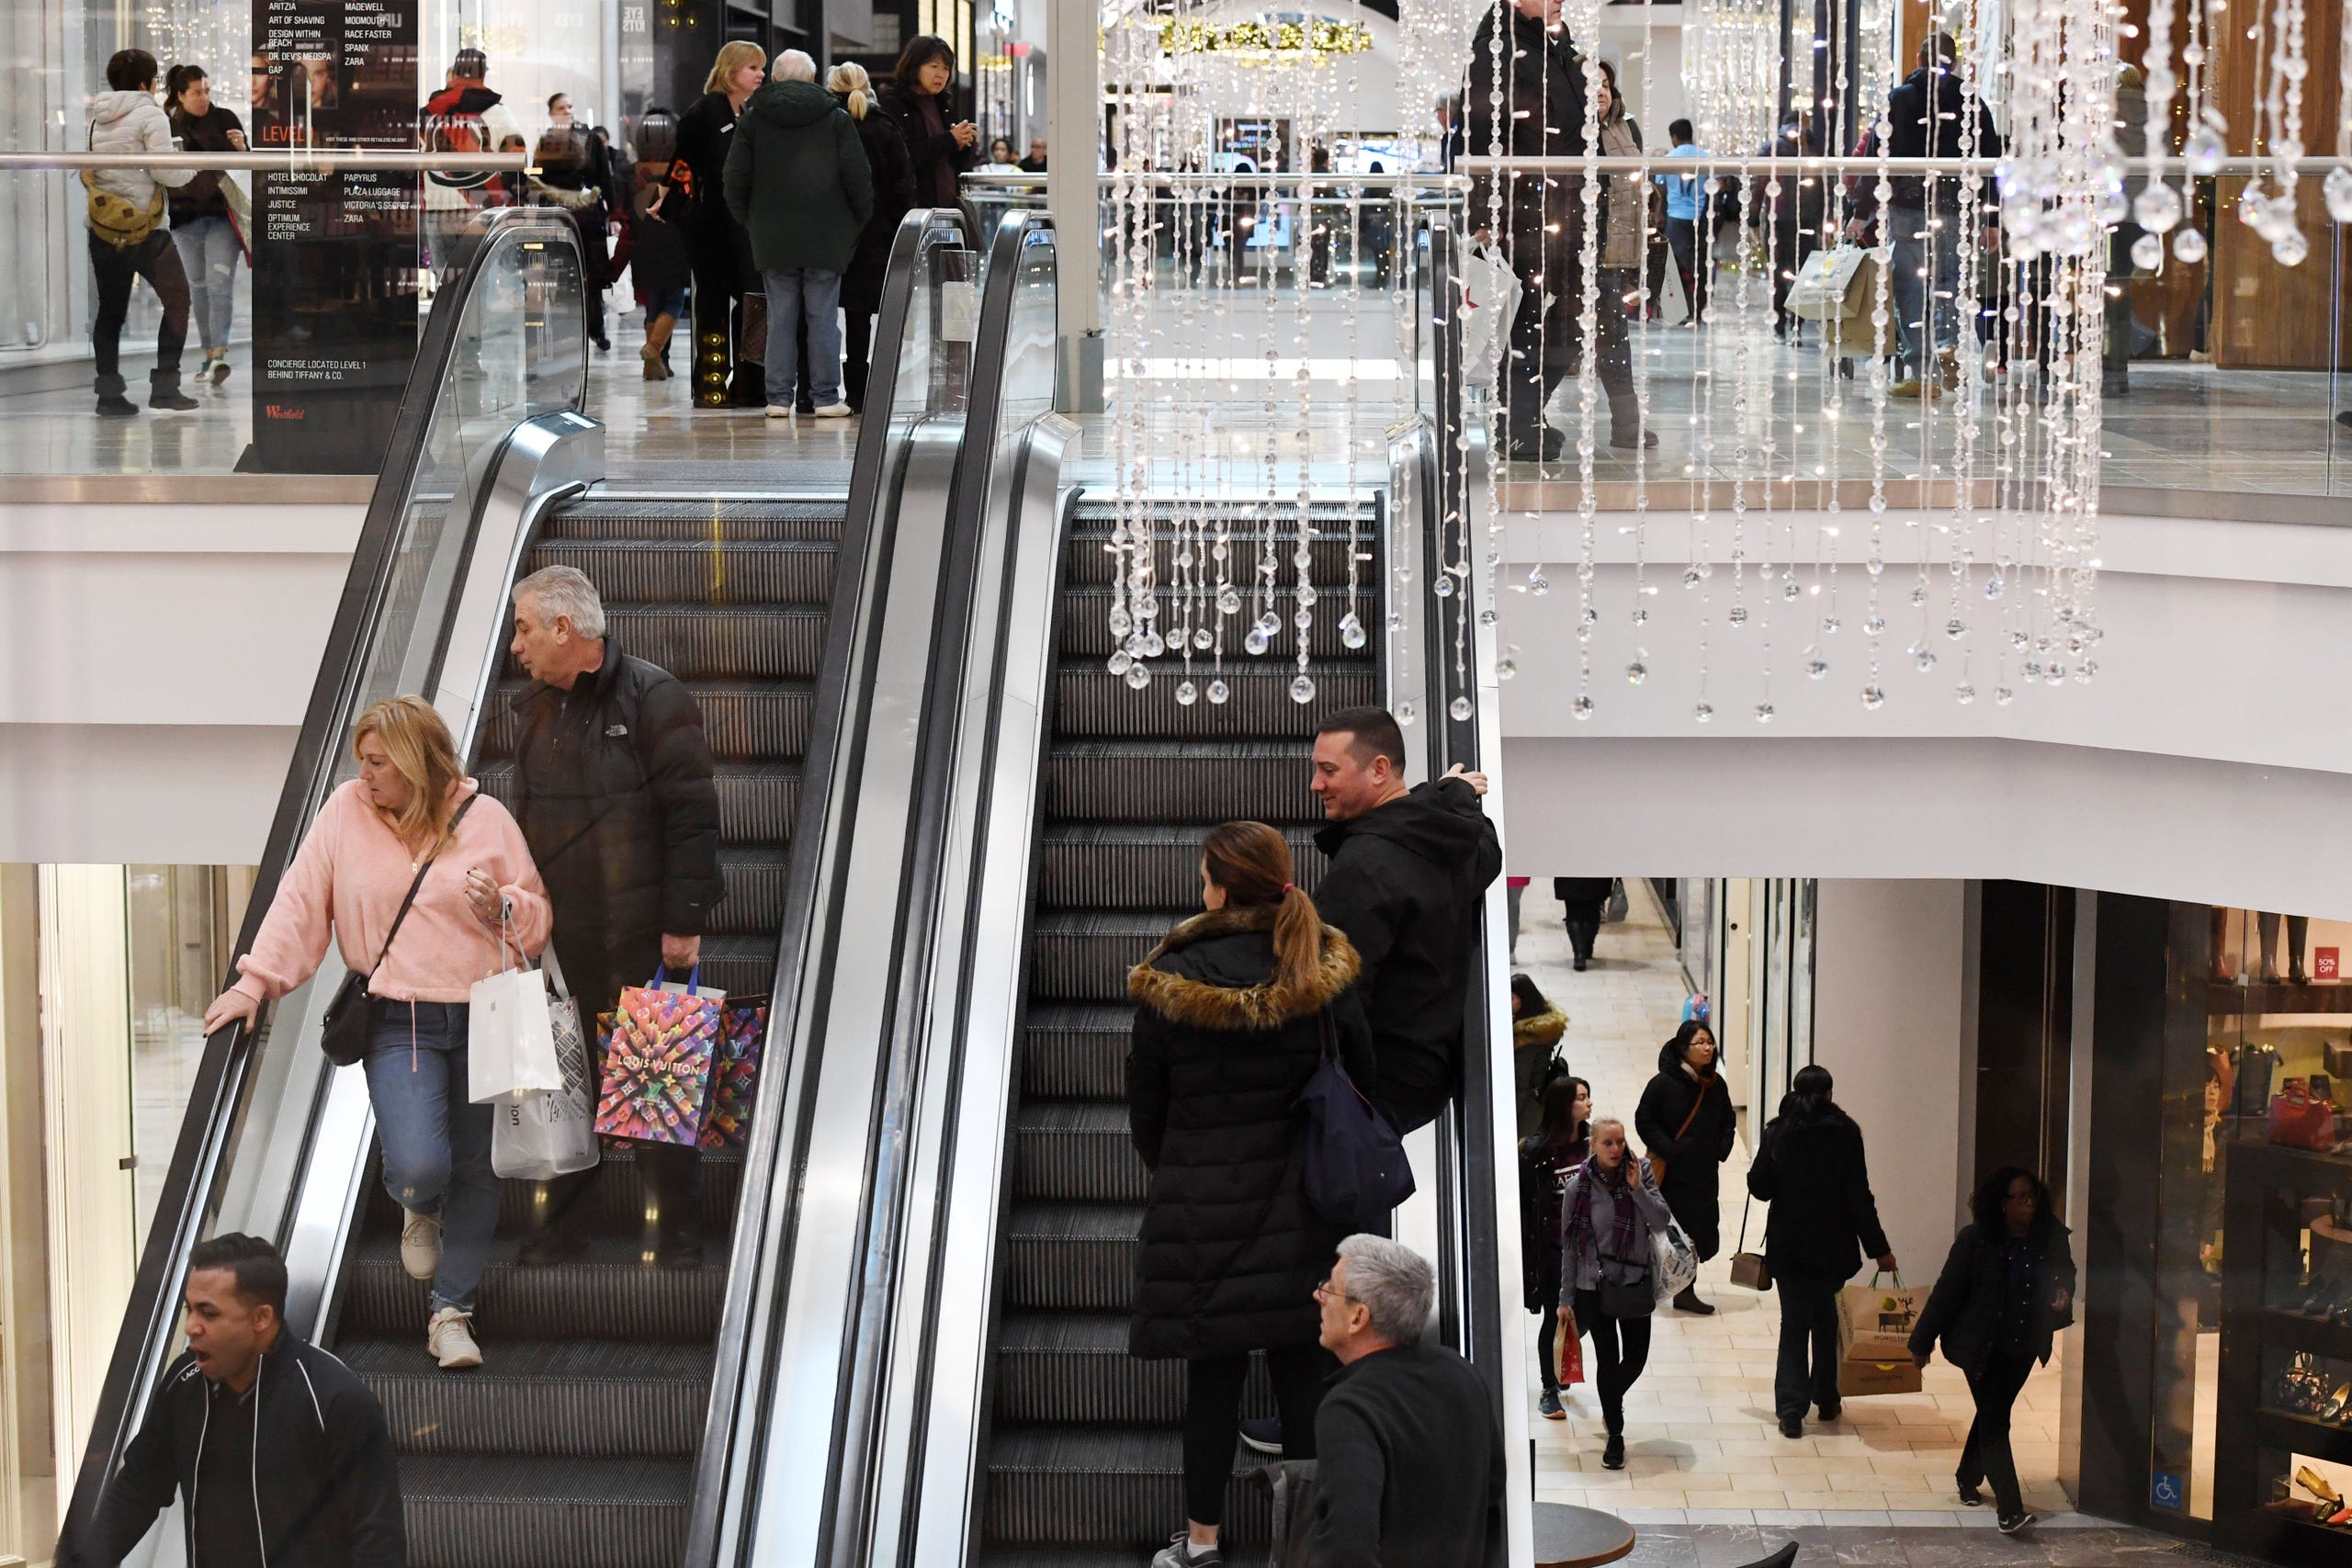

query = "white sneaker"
[810,400,853,419]
[400,1210,442,1281]
[426,1306,482,1371]
[764,404,794,420]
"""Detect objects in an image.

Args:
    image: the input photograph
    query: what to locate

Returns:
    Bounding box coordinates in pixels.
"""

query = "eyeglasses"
[1314,1280,1355,1305]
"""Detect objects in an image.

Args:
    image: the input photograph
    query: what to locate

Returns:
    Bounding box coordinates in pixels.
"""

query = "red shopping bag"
[594,966,720,1145]
[699,995,767,1149]
[1558,1325,1585,1386]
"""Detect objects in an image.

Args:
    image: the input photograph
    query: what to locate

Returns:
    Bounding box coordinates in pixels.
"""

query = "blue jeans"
[1891,207,1962,372]
[170,215,240,354]
[761,265,842,406]
[364,1000,498,1314]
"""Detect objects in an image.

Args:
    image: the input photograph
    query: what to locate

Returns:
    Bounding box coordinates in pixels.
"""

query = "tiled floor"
[1513,882,2074,1528]
[1572,1518,2249,1566]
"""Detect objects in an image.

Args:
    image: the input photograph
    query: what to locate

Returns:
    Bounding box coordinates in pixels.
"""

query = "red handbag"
[2268,1080,2337,1151]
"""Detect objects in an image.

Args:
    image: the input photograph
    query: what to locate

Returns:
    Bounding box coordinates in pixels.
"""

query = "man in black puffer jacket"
[506,564,723,1267]
[1309,706,1502,1135]
[62,1235,402,1568]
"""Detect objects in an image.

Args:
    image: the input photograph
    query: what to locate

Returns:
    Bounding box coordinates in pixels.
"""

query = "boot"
[150,369,197,412]
[95,372,138,417]
[1673,1285,1716,1315]
[641,315,675,380]
[1609,396,1657,449]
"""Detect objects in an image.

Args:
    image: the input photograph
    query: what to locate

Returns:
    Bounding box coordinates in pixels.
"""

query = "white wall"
[1810,878,1972,1270]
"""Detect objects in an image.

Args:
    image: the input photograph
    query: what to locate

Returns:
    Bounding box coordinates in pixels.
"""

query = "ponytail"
[826,62,874,121]
[1271,882,1322,998]
[1201,820,1326,996]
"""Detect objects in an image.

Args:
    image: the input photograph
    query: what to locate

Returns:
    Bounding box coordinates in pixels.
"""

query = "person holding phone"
[164,63,246,387]
[879,34,977,212]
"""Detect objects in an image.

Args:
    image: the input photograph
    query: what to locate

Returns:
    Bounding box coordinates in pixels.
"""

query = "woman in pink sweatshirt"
[204,694,550,1371]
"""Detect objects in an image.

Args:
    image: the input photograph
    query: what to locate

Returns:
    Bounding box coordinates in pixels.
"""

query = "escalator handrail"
[813,205,1057,1568]
[59,206,585,1549]
[684,204,975,1568]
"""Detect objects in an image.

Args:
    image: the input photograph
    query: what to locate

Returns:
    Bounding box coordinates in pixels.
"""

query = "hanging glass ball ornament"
[1217,586,1243,615]
[1693,702,1715,724]
[1625,660,1647,685]
[1449,695,1474,721]
[1108,604,1133,637]
[1479,607,1499,628]
[1292,607,1314,632]
[1945,618,1967,641]
[1496,660,1516,682]
[2133,183,2183,233]
[2173,226,2208,264]
[2184,125,2226,175]
[1107,650,1133,676]
[1176,681,1198,706]
[1193,626,1213,651]
[1781,580,1802,602]
[2077,660,2098,683]
[1124,661,1151,690]
[1908,583,1928,608]
[1804,654,1828,680]
[1982,574,2004,602]
[1821,615,1841,635]
[1995,685,2016,705]
[1955,682,1976,705]
[1434,574,1455,597]
[1243,626,1271,657]
[2273,228,2311,268]
[1396,700,1419,724]
[1141,629,1165,658]
[1860,683,1886,710]
[1863,614,1887,636]
[2326,165,2352,223]
[1754,702,1775,725]
[1529,572,1552,596]
[1570,693,1592,720]
[1339,613,1366,649]
[1682,566,1703,588]
[1913,646,1937,673]
[1289,674,1317,705]
[1207,679,1230,705]
[2131,231,2165,272]
[1727,605,1748,627]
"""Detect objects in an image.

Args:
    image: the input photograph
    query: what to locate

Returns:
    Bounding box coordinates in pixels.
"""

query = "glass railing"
[56,206,583,1557]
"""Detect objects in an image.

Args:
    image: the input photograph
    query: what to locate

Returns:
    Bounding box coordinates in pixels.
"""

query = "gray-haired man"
[1310,1236,1504,1568]
[506,564,722,1267]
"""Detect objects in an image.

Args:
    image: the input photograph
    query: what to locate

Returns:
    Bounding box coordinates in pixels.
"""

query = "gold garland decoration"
[1158,17,1376,63]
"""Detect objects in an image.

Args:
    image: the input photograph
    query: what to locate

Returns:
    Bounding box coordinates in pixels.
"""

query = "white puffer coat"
[86,89,192,218]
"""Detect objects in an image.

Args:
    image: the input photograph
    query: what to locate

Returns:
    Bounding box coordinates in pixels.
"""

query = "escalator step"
[985,1427,1270,1548]
[1057,589,1374,661]
[1059,529,1369,588]
[347,1337,711,1457]
[400,1453,692,1568]
[341,1237,726,1340]
[537,498,845,541]
[361,1145,745,1241]
[477,761,801,846]
[1015,1102,1144,1203]
[527,540,839,605]
[1053,664,1377,739]
[707,847,795,934]
[513,605,831,682]
[480,682,812,762]
[1003,1203,1141,1312]
[1035,825,1325,911]
[993,1314,1276,1427]
[1044,742,1324,826]
[691,933,785,1003]
[1023,1007,1133,1100]
[1030,912,1189,1004]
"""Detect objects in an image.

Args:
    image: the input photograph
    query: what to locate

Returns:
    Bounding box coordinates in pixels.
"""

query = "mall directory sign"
[245,0,420,473]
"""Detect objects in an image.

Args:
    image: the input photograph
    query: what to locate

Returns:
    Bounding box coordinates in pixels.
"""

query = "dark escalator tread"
[1003,1204,1142,1313]
[401,1454,691,1568]
[707,846,796,933]
[539,498,846,539]
[690,932,786,1003]
[478,761,801,846]
[541,604,832,682]
[360,1145,744,1241]
[1045,741,1326,826]
[1058,589,1373,660]
[1016,1102,1145,1204]
[526,540,839,605]
[1024,1006,1136,1100]
[348,1337,712,1457]
[986,1427,1271,1548]
[993,1318,1277,1427]
[342,1236,727,1340]
[1032,912,1193,1005]
[1053,664,1378,740]
[984,1553,1270,1568]
[480,681,814,762]
[1035,825,1325,911]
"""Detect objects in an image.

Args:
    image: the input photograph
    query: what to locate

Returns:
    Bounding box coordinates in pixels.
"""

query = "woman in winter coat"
[827,62,916,412]
[1520,1074,1590,1421]
[86,50,196,416]
[1127,820,1373,1568]
[678,41,767,406]
[201,696,549,1374]
[1909,1167,2078,1534]
[164,64,245,388]
[1510,971,1566,1135]
[1745,1064,1896,1438]
[1552,877,1613,970]
[1558,1117,1676,1469]
[1634,1019,1737,1312]
[878,34,977,215]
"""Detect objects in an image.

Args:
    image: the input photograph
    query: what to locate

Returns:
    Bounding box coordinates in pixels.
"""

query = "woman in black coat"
[1553,876,1614,970]
[1746,1065,1896,1437]
[1634,1019,1736,1313]
[1909,1167,2077,1533]
[877,34,977,215]
[1519,1074,1590,1421]
[826,62,916,412]
[677,41,767,407]
[1127,821,1373,1561]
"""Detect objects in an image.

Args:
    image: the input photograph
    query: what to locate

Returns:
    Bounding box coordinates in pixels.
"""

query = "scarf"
[1563,1153,1645,1271]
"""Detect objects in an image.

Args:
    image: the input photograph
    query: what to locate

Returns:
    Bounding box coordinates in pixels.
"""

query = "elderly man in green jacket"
[723,49,873,419]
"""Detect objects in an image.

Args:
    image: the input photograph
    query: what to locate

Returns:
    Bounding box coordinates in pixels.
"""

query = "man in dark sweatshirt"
[1310,705,1502,1133]
[1309,1235,1504,1568]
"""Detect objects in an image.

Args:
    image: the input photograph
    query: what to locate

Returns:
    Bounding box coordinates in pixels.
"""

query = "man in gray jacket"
[85,50,197,416]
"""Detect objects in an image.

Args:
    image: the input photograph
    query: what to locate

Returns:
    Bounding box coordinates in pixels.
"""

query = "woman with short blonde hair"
[204,694,551,1373]
[703,39,767,96]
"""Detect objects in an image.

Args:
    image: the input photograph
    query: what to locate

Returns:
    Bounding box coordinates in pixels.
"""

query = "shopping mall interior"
[4,2,2351,1567]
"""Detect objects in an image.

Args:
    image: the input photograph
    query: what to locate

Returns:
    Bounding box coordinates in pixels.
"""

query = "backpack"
[422,85,495,189]
[81,168,163,248]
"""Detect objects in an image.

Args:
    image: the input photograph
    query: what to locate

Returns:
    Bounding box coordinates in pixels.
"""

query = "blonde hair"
[352,696,466,854]
[705,40,766,96]
[826,62,873,120]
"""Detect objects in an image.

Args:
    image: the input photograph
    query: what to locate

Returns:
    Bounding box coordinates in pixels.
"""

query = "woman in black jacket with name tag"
[1127,820,1374,1568]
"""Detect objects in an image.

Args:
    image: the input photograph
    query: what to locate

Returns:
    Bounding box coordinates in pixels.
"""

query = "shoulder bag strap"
[1670,1075,1710,1144]
[368,794,481,992]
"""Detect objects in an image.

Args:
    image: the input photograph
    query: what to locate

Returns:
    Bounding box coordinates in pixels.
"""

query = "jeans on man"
[1772,1273,1845,1423]
[1891,205,1962,372]
[170,214,241,354]
[761,265,843,407]
[89,229,189,395]
[1666,216,1708,321]
[363,999,500,1314]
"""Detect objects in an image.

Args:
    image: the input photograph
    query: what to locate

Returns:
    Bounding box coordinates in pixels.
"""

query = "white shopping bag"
[1649,1220,1700,1303]
[1456,243,1522,389]
[468,916,564,1103]
[491,948,598,1179]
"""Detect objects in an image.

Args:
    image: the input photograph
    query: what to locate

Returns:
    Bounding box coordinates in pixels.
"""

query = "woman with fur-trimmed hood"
[1127,820,1374,1567]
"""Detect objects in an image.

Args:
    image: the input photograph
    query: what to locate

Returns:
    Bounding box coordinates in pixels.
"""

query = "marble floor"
[1513,881,2075,1529]
[1575,1518,2252,1568]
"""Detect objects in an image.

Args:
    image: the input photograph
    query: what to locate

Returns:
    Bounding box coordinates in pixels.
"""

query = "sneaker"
[400,1209,443,1280]
[1149,1532,1221,1568]
[426,1306,482,1371]
[1779,1416,1804,1439]
[1958,1482,1985,1506]
[150,389,199,412]
[1996,1511,2036,1535]
[1601,1433,1626,1469]
[810,400,853,419]
[208,355,232,386]
[764,404,795,420]
[96,395,140,417]
[1538,1388,1565,1420]
[1238,1416,1283,1456]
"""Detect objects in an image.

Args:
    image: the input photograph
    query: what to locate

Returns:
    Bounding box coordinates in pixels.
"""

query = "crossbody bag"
[319,795,480,1066]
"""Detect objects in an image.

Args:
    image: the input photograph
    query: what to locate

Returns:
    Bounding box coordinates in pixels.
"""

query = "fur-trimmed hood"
[1129,905,1361,1032]
[1514,1004,1566,1050]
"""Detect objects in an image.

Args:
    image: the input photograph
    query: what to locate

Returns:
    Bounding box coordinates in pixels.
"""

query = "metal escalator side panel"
[57,209,589,1568]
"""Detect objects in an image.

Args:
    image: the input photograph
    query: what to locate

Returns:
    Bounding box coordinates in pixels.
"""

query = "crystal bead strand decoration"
[1626,0,1662,694]
[1937,9,1991,703]
[1481,2,1517,699]
[2134,0,2188,255]
[1107,15,1159,694]
[1286,21,1330,708]
[2334,0,2352,218]
[1859,0,1894,714]
[2173,0,2220,270]
[1567,0,1605,719]
[2245,0,2312,265]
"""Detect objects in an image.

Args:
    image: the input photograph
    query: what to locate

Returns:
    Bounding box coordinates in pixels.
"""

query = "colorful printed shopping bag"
[594,966,720,1146]
[700,995,768,1149]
